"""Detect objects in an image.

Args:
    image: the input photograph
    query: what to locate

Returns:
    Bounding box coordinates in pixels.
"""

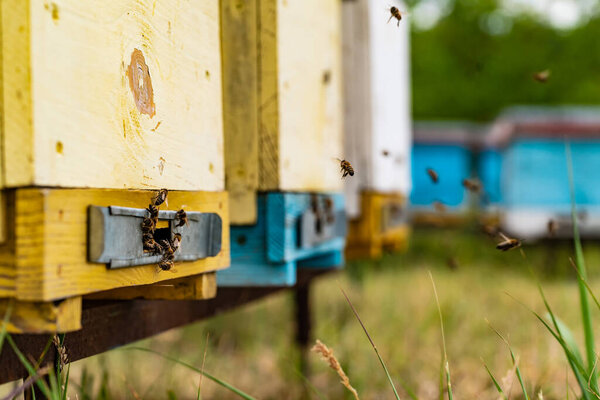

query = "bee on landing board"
[171,233,182,252]
[533,69,551,83]
[387,6,406,26]
[336,158,354,178]
[496,232,522,251]
[157,239,176,271]
[146,204,159,230]
[426,168,438,184]
[175,209,188,227]
[152,188,169,207]
[462,178,482,193]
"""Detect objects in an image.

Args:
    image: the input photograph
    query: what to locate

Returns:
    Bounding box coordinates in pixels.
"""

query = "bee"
[157,259,174,271]
[426,168,439,183]
[547,219,558,237]
[446,257,458,271]
[143,237,162,254]
[170,233,182,252]
[496,232,522,251]
[462,178,482,193]
[152,188,169,207]
[324,197,335,224]
[533,69,550,83]
[387,6,406,26]
[433,201,447,213]
[382,150,390,157]
[336,158,354,178]
[146,204,159,229]
[175,209,188,227]
[157,239,175,271]
[141,217,155,233]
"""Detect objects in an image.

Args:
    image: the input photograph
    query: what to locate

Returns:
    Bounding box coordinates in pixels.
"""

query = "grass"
[0,228,595,399]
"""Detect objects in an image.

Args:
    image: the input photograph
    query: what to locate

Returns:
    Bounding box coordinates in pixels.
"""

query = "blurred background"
[15,0,600,398]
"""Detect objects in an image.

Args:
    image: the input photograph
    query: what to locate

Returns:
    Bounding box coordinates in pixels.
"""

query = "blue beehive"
[411,122,485,215]
[483,106,600,239]
[218,193,346,287]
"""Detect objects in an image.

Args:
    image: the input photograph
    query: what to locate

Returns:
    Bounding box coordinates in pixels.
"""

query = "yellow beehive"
[0,0,228,332]
[221,0,343,224]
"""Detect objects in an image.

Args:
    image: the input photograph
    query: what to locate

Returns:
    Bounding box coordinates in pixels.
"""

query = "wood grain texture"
[0,188,229,301]
[346,191,409,260]
[0,296,81,333]
[221,0,259,224]
[1,0,223,191]
[221,0,343,200]
[342,0,412,216]
[218,195,296,287]
[85,272,217,300]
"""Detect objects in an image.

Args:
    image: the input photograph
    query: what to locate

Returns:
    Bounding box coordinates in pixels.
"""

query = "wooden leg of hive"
[294,282,312,379]
[84,272,217,300]
[0,297,82,334]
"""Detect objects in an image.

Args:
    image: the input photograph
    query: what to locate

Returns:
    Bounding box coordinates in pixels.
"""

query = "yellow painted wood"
[346,192,410,260]
[0,296,82,333]
[221,0,343,224]
[1,0,223,191]
[0,188,229,301]
[85,272,217,300]
[220,0,259,224]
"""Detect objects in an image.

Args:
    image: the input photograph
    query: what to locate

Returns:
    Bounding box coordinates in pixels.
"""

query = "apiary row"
[0,0,412,333]
[411,106,600,240]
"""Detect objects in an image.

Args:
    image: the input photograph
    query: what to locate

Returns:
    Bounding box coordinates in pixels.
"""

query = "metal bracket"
[88,206,222,269]
[298,197,347,249]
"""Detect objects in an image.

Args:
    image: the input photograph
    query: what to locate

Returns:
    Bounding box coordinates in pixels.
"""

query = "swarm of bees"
[141,189,188,272]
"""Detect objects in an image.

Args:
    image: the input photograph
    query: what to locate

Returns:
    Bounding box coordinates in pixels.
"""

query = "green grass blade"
[0,300,13,353]
[340,286,402,400]
[61,363,71,400]
[127,347,258,400]
[481,359,507,400]
[5,334,53,399]
[429,272,453,400]
[566,142,597,385]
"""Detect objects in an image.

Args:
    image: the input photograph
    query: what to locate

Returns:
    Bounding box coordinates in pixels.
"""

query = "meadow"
[20,227,594,399]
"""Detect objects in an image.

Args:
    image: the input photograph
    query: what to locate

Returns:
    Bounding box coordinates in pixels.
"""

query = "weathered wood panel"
[342,0,411,217]
[1,0,223,191]
[221,0,343,224]
[85,272,217,300]
[0,188,229,301]
[0,296,81,334]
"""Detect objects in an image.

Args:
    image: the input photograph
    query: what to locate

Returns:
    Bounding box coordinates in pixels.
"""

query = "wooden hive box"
[221,0,343,225]
[342,0,411,259]
[0,0,229,332]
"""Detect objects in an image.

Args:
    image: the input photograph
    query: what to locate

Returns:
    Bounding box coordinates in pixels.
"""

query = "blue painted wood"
[478,149,503,205]
[410,144,471,209]
[218,193,346,287]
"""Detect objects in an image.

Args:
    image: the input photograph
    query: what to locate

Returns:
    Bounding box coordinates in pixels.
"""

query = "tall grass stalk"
[428,271,453,400]
[566,142,596,383]
[339,287,401,400]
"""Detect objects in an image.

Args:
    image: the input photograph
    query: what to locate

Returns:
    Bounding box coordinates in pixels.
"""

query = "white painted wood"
[342,0,412,217]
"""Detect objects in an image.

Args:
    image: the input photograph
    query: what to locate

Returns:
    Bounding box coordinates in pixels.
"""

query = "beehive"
[221,0,343,225]
[0,0,229,332]
[342,0,411,259]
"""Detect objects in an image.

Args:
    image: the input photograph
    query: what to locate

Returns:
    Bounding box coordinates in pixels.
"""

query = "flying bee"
[382,150,390,157]
[171,233,182,252]
[152,188,169,206]
[462,178,482,193]
[533,69,550,83]
[426,168,439,183]
[496,232,522,251]
[175,209,188,227]
[547,219,558,237]
[336,158,354,178]
[433,201,447,213]
[141,217,155,233]
[387,6,406,26]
